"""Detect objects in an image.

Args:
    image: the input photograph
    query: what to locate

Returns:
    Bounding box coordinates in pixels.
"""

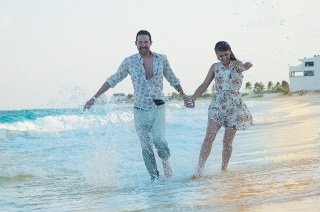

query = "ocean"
[1,94,319,211]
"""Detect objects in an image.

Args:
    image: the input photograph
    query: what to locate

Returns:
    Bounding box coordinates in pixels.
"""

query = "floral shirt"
[106,52,180,110]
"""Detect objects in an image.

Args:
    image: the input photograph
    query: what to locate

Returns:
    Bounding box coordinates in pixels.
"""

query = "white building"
[289,55,320,92]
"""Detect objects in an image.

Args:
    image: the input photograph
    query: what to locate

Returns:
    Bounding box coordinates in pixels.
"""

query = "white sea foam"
[0,112,134,133]
[1,95,320,211]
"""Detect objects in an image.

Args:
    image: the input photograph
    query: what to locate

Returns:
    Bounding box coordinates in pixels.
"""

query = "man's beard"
[139,47,149,55]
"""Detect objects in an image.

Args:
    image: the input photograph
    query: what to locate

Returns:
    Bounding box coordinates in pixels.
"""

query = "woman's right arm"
[192,64,215,101]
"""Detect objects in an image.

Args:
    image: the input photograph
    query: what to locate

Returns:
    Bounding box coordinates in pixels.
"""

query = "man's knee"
[141,142,153,153]
[157,146,170,160]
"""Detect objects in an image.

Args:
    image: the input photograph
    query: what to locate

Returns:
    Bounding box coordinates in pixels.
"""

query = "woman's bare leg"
[221,127,237,171]
[192,120,221,179]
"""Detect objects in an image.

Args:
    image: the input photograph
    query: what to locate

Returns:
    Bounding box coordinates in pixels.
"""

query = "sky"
[1,0,319,110]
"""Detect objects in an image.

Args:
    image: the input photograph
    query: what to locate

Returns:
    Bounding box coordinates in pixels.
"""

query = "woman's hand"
[244,62,253,70]
[184,96,195,108]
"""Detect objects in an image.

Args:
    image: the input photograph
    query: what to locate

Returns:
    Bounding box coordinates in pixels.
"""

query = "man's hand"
[83,98,95,111]
[184,97,195,108]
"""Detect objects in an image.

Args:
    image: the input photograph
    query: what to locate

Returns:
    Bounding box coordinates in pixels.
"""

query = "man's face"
[136,35,152,56]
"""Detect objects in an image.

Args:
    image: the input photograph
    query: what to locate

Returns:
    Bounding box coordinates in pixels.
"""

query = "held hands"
[84,95,196,111]
[183,96,195,108]
[83,97,96,111]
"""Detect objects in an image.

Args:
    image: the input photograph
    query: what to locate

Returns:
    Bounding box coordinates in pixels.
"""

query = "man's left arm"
[174,83,194,108]
[163,55,193,107]
[173,84,186,98]
[162,55,185,96]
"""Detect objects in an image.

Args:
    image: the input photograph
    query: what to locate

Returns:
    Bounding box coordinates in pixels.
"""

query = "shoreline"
[241,91,320,101]
[1,92,319,112]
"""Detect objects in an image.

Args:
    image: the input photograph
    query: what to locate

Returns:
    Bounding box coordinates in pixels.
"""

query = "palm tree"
[274,82,281,92]
[267,81,273,92]
[245,82,252,92]
[281,80,290,94]
[260,82,265,91]
[253,82,265,94]
[211,83,215,95]
[127,93,133,100]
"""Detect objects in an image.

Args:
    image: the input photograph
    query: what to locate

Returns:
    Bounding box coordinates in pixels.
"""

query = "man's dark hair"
[136,30,152,42]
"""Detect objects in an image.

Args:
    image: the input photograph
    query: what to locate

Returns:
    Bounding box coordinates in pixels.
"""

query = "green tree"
[267,81,273,92]
[261,82,265,91]
[127,93,133,100]
[211,83,215,95]
[281,80,290,94]
[274,82,282,92]
[201,89,212,98]
[170,92,180,99]
[245,82,252,92]
[253,82,265,94]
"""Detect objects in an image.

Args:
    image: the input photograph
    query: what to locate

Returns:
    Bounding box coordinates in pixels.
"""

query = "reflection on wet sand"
[190,94,320,211]
[1,94,319,211]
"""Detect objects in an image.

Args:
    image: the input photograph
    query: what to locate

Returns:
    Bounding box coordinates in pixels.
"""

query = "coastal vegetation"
[168,80,291,100]
[246,80,290,95]
[99,80,319,104]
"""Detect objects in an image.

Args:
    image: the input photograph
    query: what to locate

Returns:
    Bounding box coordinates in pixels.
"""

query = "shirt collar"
[138,50,159,62]
[221,60,235,69]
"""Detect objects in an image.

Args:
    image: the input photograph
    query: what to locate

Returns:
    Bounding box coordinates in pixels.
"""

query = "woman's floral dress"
[208,61,253,130]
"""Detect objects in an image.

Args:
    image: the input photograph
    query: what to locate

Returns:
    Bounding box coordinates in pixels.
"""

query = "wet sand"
[1,93,319,211]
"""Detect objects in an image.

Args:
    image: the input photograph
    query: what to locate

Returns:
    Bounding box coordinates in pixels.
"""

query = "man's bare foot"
[191,172,202,180]
[162,159,173,178]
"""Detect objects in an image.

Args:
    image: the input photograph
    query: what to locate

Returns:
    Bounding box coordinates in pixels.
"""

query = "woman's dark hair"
[136,30,152,42]
[214,41,237,61]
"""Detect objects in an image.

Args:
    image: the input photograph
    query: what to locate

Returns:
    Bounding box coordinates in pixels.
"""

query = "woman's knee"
[204,135,215,145]
[223,141,233,149]
[204,128,219,143]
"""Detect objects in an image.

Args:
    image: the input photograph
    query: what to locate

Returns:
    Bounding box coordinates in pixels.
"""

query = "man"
[83,30,189,180]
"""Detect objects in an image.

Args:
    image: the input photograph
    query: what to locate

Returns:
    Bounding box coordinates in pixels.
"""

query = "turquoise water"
[1,95,320,211]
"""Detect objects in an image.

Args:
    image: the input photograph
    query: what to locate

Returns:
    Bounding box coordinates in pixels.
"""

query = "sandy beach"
[0,93,319,211]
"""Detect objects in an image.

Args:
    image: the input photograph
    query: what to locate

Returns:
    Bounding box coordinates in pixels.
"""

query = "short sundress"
[208,61,253,130]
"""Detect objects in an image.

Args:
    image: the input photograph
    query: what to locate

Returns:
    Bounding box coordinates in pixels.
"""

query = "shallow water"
[1,94,319,211]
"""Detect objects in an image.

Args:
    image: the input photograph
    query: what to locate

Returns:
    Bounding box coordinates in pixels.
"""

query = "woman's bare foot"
[162,159,173,178]
[191,174,200,180]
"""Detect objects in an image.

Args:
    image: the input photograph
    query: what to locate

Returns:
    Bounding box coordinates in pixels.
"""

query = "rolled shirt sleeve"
[106,59,129,88]
[162,55,180,87]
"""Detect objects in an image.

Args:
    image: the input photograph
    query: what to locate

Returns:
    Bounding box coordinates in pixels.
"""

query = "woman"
[190,41,253,179]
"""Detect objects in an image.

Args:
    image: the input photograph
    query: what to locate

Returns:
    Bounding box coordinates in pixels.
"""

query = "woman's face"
[216,50,231,66]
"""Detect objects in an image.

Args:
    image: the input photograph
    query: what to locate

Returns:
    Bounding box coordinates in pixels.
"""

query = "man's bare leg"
[162,159,173,178]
